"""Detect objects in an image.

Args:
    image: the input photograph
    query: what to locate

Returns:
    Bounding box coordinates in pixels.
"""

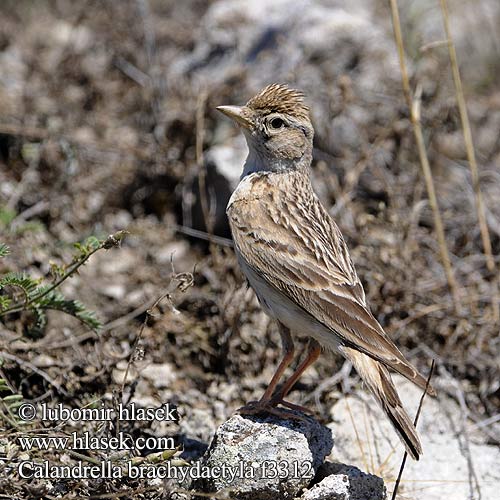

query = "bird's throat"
[241,145,310,179]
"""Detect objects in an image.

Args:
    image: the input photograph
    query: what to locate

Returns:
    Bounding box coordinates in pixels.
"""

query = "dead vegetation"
[0,1,499,499]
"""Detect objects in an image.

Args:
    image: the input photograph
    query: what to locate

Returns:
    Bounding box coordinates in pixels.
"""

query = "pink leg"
[260,323,295,401]
[272,339,321,403]
[238,324,295,416]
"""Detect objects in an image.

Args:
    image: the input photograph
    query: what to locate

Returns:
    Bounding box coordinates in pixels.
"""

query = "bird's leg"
[238,324,295,416]
[271,339,321,411]
[260,324,295,402]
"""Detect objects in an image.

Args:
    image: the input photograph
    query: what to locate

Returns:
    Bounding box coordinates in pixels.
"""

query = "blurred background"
[0,0,499,498]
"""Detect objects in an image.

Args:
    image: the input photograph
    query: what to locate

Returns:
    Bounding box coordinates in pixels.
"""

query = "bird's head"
[217,84,314,175]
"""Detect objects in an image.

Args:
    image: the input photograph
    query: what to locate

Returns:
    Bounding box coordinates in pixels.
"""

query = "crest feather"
[246,84,309,119]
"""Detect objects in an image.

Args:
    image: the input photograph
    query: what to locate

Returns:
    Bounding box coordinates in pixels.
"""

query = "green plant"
[0,372,27,429]
[0,231,127,337]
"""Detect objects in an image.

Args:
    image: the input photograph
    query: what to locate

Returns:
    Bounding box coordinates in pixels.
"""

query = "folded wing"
[228,186,434,395]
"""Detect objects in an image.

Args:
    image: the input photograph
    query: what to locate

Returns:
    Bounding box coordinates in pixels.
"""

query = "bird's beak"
[216,105,252,130]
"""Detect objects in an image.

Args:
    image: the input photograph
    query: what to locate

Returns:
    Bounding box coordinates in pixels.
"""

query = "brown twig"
[0,351,69,397]
[119,290,170,403]
[391,360,435,500]
[119,262,194,403]
[0,232,125,318]
[389,0,460,312]
[117,262,193,438]
[116,288,170,437]
[171,222,233,247]
[195,89,215,244]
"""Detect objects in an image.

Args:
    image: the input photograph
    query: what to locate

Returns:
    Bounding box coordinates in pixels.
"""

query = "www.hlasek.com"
[17,431,175,452]
[18,459,315,481]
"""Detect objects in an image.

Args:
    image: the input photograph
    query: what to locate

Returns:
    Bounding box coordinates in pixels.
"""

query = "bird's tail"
[340,346,422,460]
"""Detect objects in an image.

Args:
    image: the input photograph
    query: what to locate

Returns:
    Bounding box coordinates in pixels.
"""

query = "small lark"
[217,84,435,460]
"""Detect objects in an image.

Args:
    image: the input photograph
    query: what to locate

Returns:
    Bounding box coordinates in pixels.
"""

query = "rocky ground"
[0,1,499,499]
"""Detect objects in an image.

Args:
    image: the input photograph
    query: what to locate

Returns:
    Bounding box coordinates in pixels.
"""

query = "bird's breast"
[235,251,342,350]
[226,172,270,212]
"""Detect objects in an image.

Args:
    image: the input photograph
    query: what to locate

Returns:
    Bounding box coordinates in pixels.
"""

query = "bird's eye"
[269,117,285,129]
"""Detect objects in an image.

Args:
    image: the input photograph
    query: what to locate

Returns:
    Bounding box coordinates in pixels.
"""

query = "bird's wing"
[228,182,432,393]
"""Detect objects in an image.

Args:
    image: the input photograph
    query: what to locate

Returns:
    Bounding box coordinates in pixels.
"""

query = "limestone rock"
[300,462,386,500]
[193,412,333,499]
[301,473,349,500]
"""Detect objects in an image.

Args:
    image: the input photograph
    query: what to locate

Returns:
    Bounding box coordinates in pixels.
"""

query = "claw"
[270,398,314,415]
[237,400,288,419]
[237,399,313,421]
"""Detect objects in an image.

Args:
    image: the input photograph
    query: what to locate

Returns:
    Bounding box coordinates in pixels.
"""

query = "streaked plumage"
[246,83,309,120]
[217,84,435,460]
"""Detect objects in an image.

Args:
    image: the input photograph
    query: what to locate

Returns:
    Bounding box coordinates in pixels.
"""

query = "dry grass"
[389,0,460,310]
[438,0,499,321]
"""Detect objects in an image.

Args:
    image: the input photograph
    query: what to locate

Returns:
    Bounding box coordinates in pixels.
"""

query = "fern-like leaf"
[0,378,30,428]
[0,232,125,335]
[20,306,47,339]
[0,243,10,258]
[0,272,39,294]
[0,296,12,311]
[72,236,101,263]
[36,290,101,330]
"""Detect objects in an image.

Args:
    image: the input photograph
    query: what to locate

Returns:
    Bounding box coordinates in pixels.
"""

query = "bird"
[216,83,435,460]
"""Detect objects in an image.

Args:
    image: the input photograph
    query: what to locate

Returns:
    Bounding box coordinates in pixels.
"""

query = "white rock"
[302,462,386,500]
[31,354,56,368]
[205,135,248,189]
[101,283,126,300]
[301,474,349,500]
[194,412,333,499]
[140,362,177,388]
[328,375,500,500]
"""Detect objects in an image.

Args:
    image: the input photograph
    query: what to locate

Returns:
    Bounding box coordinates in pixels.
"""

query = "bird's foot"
[237,399,291,419]
[237,398,312,421]
[270,397,314,415]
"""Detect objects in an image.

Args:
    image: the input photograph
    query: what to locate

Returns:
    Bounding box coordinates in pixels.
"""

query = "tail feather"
[341,346,422,460]
[388,356,436,397]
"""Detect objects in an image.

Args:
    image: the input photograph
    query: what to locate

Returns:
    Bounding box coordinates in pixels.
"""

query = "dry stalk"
[171,223,233,247]
[389,0,460,312]
[195,88,216,244]
[438,0,499,322]
[0,351,69,397]
[119,268,194,405]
